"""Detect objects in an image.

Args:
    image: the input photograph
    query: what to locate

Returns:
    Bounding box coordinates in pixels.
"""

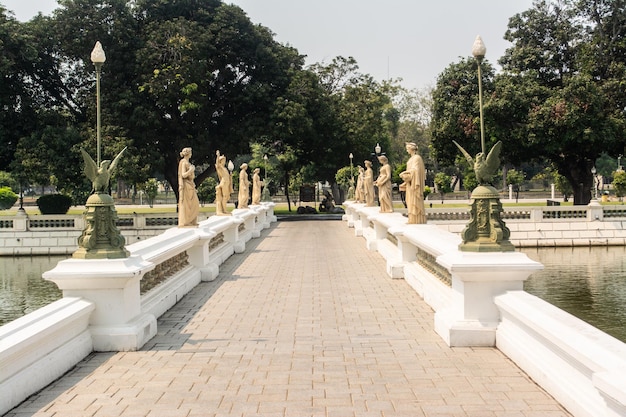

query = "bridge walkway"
[5,221,571,417]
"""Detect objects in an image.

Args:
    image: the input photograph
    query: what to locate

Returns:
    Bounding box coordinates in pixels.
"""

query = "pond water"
[0,256,65,326]
[522,246,626,343]
[1,249,625,344]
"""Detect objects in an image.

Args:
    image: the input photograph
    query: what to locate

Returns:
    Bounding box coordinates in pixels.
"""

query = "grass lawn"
[3,198,625,217]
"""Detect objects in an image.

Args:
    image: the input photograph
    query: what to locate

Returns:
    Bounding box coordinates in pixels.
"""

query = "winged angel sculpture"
[453,140,502,185]
[80,147,127,194]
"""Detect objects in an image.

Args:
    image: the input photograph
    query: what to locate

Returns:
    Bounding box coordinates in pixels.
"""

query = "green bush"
[37,194,72,214]
[197,177,217,206]
[0,187,18,210]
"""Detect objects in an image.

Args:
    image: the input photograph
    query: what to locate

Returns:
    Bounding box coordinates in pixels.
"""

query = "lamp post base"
[459,185,515,252]
[73,192,129,259]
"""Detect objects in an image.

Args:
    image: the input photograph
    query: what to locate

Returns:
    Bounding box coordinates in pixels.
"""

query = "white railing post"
[433,251,542,347]
[43,256,157,352]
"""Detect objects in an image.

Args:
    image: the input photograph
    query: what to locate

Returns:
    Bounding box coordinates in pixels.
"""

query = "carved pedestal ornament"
[454,141,514,252]
[73,148,130,259]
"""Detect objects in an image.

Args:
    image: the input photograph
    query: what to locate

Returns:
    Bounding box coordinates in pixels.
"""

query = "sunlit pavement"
[5,221,571,417]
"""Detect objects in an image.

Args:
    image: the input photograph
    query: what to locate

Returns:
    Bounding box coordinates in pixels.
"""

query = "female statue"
[237,163,250,209]
[178,147,199,227]
[354,166,364,203]
[374,155,393,213]
[215,150,232,216]
[251,168,263,205]
[363,160,375,207]
[400,142,426,224]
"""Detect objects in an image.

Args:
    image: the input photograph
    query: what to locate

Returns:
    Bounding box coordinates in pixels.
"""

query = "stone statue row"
[353,142,426,225]
[178,148,264,228]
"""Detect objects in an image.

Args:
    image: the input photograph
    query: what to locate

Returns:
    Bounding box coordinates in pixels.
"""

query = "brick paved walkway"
[5,221,571,417]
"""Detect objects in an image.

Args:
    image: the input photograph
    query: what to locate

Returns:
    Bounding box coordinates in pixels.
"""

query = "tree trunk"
[284,171,292,212]
[564,163,593,205]
[164,153,180,203]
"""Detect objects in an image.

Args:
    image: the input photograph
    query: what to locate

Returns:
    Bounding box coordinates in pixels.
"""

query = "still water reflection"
[522,246,626,343]
[1,250,625,344]
[0,256,65,326]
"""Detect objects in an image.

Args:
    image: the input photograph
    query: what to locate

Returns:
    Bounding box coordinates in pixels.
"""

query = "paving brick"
[6,221,572,417]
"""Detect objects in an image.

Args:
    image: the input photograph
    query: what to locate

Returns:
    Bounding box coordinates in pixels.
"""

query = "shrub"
[197,177,217,206]
[37,194,72,214]
[0,187,18,210]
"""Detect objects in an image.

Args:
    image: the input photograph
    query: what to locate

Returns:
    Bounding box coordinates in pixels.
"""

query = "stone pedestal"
[459,185,515,252]
[434,251,542,346]
[43,256,156,351]
[73,193,129,259]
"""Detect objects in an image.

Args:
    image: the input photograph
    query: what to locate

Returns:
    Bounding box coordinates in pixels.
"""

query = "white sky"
[2,0,534,90]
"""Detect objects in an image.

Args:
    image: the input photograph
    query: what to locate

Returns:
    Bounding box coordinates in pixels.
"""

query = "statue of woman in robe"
[237,163,250,209]
[363,160,375,207]
[400,142,426,224]
[374,155,393,213]
[178,147,199,227]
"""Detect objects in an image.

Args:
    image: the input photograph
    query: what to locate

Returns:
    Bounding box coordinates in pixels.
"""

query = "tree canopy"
[430,0,626,205]
[1,1,401,204]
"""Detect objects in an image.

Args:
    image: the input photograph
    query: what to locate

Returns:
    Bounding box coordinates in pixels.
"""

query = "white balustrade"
[343,200,626,417]
[0,203,276,416]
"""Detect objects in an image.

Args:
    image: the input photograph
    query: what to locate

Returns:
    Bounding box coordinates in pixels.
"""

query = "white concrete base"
[200,264,220,281]
[90,313,156,352]
[434,310,498,347]
[435,250,542,347]
[0,297,94,415]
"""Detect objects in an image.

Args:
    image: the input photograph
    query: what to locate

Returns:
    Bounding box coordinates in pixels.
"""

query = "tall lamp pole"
[90,41,106,166]
[348,152,355,200]
[349,153,354,182]
[74,41,129,259]
[456,35,514,252]
[472,36,486,155]
[591,166,598,200]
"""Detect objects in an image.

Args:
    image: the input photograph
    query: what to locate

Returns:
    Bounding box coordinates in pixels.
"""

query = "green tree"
[506,168,525,203]
[197,176,217,206]
[434,172,452,203]
[0,171,18,190]
[553,170,573,201]
[612,170,626,202]
[140,178,159,208]
[22,0,303,202]
[493,0,626,204]
[0,7,39,171]
[430,57,496,169]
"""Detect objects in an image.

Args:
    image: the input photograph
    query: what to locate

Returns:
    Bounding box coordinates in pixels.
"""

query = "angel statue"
[80,147,127,194]
[453,140,502,185]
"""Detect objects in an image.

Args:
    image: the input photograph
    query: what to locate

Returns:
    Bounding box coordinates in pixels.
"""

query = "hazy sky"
[2,0,534,90]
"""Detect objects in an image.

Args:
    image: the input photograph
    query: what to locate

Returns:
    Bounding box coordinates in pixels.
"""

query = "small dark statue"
[319,190,345,214]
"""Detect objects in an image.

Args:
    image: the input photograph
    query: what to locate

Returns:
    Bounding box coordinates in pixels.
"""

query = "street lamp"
[349,153,354,182]
[371,144,384,205]
[262,154,270,202]
[73,41,129,259]
[472,35,486,155]
[90,41,106,166]
[348,152,355,200]
[618,155,622,171]
[454,35,514,252]
[591,166,598,200]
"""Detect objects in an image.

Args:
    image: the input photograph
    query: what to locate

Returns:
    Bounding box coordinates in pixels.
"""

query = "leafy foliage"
[434,172,452,203]
[36,193,72,214]
[612,170,626,201]
[506,168,525,202]
[0,187,18,210]
[197,176,217,206]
